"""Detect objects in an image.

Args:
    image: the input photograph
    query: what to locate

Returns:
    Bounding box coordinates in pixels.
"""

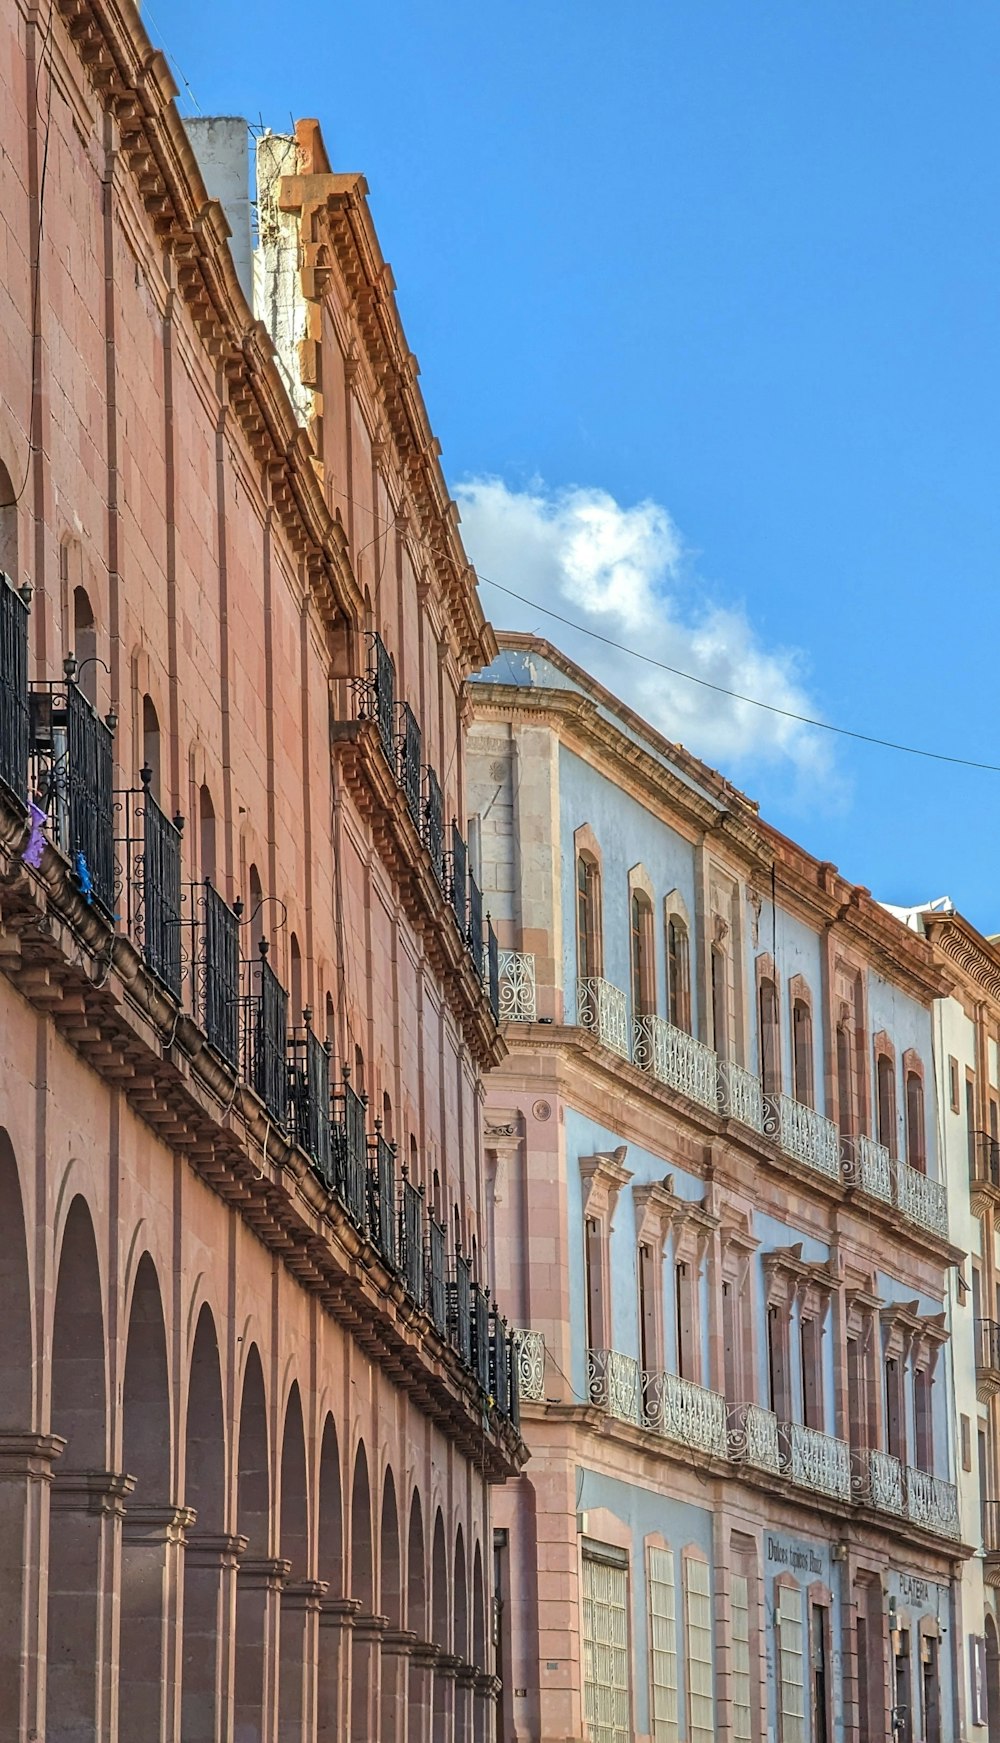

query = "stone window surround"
[574,824,604,983]
[580,1149,633,1355]
[633,1177,718,1388]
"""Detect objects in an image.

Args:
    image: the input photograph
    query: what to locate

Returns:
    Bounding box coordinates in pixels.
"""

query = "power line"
[476,573,1000,775]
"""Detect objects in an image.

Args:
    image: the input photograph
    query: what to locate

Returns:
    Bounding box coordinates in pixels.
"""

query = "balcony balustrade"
[779,1421,852,1500]
[587,1347,642,1425]
[427,1215,448,1337]
[485,921,500,1022]
[497,950,537,1021]
[449,821,468,938]
[905,1467,959,1538]
[367,1127,397,1269]
[727,1403,780,1473]
[0,572,29,809]
[287,1021,332,1185]
[356,630,396,769]
[717,1059,764,1130]
[471,1282,491,1392]
[331,1070,369,1232]
[422,765,445,888]
[468,870,484,979]
[977,1317,1000,1388]
[244,941,288,1127]
[578,976,631,1060]
[448,1252,473,1368]
[764,1094,841,1180]
[29,673,116,913]
[983,1501,1000,1584]
[117,767,184,999]
[895,1158,948,1239]
[399,1175,425,1307]
[196,880,242,1070]
[395,701,422,829]
[842,1133,894,1205]
[643,1370,727,1456]
[972,1130,1000,1192]
[512,1329,545,1402]
[852,1447,905,1516]
[633,1010,716,1105]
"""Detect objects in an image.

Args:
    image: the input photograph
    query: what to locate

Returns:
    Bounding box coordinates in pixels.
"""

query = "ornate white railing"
[780,1422,851,1500]
[855,1134,894,1204]
[512,1329,545,1402]
[588,1348,642,1425]
[905,1467,960,1538]
[727,1403,780,1473]
[765,1094,841,1179]
[853,1447,904,1515]
[895,1160,949,1239]
[497,951,537,1022]
[577,977,631,1059]
[717,1060,764,1132]
[643,1370,727,1456]
[633,1012,717,1108]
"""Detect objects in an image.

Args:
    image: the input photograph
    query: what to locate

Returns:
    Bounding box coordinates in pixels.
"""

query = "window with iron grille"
[777,1585,805,1743]
[288,1026,332,1183]
[400,1176,424,1304]
[141,786,182,997]
[731,1573,753,1743]
[470,1283,490,1390]
[423,765,444,886]
[427,1215,447,1334]
[203,881,240,1068]
[683,1556,714,1743]
[248,943,287,1125]
[332,1074,368,1229]
[0,573,28,808]
[450,821,467,935]
[582,1549,630,1743]
[489,1308,510,1412]
[396,702,421,828]
[468,872,484,976]
[648,1546,679,1743]
[368,1130,397,1267]
[486,920,500,1021]
[449,1252,472,1366]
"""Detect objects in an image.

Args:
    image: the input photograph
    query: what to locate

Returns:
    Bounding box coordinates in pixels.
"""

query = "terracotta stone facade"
[0,3,519,1739]
[470,637,967,1743]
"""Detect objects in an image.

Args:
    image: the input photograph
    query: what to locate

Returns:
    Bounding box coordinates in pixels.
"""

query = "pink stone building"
[470,637,967,1743]
[0,4,520,1738]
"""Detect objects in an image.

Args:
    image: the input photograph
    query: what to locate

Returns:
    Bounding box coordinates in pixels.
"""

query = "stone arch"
[279,1382,311,1738]
[119,1253,172,1740]
[472,1542,486,1671]
[454,1523,469,1660]
[350,1442,373,1611]
[234,1344,270,1742]
[431,1511,450,1736]
[380,1468,401,1626]
[180,1302,227,1743]
[317,1415,343,1597]
[407,1489,426,1637]
[46,1195,107,1742]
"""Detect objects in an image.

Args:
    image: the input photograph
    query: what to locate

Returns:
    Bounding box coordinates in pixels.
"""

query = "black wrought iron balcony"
[471,1281,491,1391]
[468,870,484,979]
[427,1212,447,1335]
[399,1173,425,1305]
[0,572,29,809]
[368,1125,397,1269]
[29,670,116,912]
[355,630,396,770]
[449,820,467,937]
[449,1249,473,1368]
[485,919,500,1022]
[287,1018,332,1184]
[244,941,288,1125]
[117,766,184,998]
[332,1068,369,1231]
[972,1130,1000,1190]
[396,701,421,830]
[195,880,243,1070]
[423,765,444,888]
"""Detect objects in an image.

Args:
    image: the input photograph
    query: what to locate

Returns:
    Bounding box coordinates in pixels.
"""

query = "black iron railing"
[984,1499,1000,1554]
[978,1318,1000,1373]
[449,821,467,937]
[449,1251,472,1367]
[396,702,422,829]
[200,881,242,1069]
[490,1309,511,1414]
[134,770,183,997]
[972,1130,1000,1189]
[486,920,500,1021]
[356,630,396,769]
[428,1214,447,1335]
[245,941,288,1124]
[423,765,444,887]
[0,573,28,809]
[507,1330,520,1429]
[288,1021,332,1183]
[332,1070,368,1230]
[400,1175,425,1305]
[468,872,484,978]
[30,678,115,911]
[368,1128,397,1268]
[471,1282,491,1391]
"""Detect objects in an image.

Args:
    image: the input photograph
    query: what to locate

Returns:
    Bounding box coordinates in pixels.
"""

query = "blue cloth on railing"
[72,850,94,904]
[21,802,47,870]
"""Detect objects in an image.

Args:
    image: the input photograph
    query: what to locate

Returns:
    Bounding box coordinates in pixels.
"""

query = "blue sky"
[157,1,1000,929]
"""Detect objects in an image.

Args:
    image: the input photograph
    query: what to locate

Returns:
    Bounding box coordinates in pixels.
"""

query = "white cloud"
[456,475,833,790]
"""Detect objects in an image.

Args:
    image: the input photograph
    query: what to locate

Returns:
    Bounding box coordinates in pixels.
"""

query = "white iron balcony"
[497,950,537,1022]
[905,1467,959,1538]
[852,1447,905,1516]
[511,1329,545,1402]
[587,1348,642,1425]
[779,1421,852,1501]
[727,1402,781,1473]
[764,1094,841,1180]
[717,1060,765,1131]
[577,977,631,1059]
[642,1370,727,1457]
[633,1012,717,1109]
[842,1133,894,1206]
[895,1159,948,1240]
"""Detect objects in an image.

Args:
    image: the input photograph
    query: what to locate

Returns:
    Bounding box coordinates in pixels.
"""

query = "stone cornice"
[579,1149,632,1221]
[923,914,1000,1007]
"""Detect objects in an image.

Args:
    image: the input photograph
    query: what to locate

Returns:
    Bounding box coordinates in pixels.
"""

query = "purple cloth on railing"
[21,802,46,870]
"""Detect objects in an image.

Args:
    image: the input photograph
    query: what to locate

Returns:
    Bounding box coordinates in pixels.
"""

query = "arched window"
[248,863,264,942]
[711,945,729,1059]
[324,991,335,1047]
[905,1070,926,1173]
[199,785,216,886]
[876,1053,896,1152]
[758,976,780,1097]
[382,1090,393,1144]
[792,998,813,1108]
[73,587,97,706]
[353,1043,365,1100]
[0,462,18,583]
[576,854,601,981]
[142,695,161,799]
[630,891,655,1019]
[667,916,691,1033]
[289,933,303,1026]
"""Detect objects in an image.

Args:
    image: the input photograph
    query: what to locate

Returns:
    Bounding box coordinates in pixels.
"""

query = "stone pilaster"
[119,1501,196,1743]
[349,1610,388,1741]
[317,1596,361,1742]
[0,1433,64,1743]
[379,1626,417,1743]
[235,1555,291,1743]
[47,1468,133,1743]
[406,1639,440,1743]
[181,1530,246,1743]
[278,1577,328,1743]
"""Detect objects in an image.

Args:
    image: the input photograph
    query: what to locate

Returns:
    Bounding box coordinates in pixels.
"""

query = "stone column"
[0,1432,63,1743]
[433,1650,462,1743]
[379,1626,416,1743]
[46,1469,132,1743]
[317,1596,360,1742]
[406,1640,439,1743]
[234,1555,290,1743]
[181,1531,247,1743]
[119,1502,195,1743]
[278,1578,327,1743]
[349,1612,388,1741]
[473,1670,501,1743]
[455,1660,478,1743]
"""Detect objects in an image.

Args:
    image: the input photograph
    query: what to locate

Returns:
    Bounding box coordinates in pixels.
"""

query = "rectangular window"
[731,1573,753,1743]
[683,1557,715,1743]
[914,1368,933,1474]
[647,1546,679,1743]
[948,1055,960,1112]
[777,1585,806,1743]
[582,1551,630,1743]
[675,1261,697,1381]
[800,1315,822,1430]
[638,1244,659,1376]
[811,1603,830,1743]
